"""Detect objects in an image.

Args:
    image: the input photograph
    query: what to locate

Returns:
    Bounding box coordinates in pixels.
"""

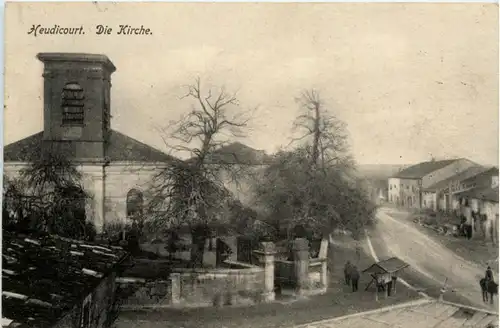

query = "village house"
[387,159,478,209]
[2,229,129,328]
[420,165,489,212]
[440,166,499,213]
[455,185,499,242]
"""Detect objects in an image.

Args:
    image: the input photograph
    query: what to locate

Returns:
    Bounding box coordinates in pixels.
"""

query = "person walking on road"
[462,199,473,240]
[351,265,360,292]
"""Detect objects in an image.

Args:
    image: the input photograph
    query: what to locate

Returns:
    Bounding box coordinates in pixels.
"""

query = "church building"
[3,53,174,233]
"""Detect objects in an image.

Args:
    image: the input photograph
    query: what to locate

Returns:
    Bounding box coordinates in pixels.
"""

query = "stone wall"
[176,263,265,306]
[274,238,328,296]
[120,261,267,309]
[53,272,119,328]
[119,279,173,308]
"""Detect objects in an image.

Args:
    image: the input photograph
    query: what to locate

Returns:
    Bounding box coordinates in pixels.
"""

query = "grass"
[114,234,421,328]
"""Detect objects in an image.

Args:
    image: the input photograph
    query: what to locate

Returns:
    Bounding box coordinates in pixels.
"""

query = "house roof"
[362,257,409,275]
[456,186,499,203]
[189,142,273,165]
[423,166,489,191]
[3,130,175,163]
[295,298,499,328]
[2,229,129,328]
[461,167,499,184]
[393,159,459,179]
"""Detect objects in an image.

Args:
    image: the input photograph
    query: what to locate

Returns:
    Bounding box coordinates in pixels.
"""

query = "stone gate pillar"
[293,238,309,296]
[319,239,329,292]
[260,241,276,302]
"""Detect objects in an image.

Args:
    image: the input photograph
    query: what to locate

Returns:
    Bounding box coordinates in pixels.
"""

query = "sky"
[4,2,499,165]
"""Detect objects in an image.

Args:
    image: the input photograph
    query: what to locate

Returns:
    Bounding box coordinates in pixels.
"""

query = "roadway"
[366,206,494,310]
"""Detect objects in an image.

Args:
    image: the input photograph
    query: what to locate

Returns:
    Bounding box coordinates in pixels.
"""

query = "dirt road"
[368,206,493,309]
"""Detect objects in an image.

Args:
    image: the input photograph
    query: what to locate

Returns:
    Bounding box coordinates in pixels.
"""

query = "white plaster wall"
[491,176,499,188]
[470,199,479,212]
[480,201,499,241]
[422,192,436,209]
[388,177,400,204]
[3,162,106,231]
[103,163,166,225]
[398,178,421,208]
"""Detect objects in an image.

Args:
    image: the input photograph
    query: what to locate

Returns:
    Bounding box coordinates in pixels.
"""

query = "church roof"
[106,130,174,162]
[188,142,273,165]
[3,130,175,163]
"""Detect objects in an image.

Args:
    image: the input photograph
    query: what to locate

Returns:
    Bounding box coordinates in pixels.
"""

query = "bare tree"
[252,90,375,242]
[146,78,252,267]
[292,90,354,171]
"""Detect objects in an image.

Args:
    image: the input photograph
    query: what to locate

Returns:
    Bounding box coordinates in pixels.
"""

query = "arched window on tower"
[61,82,85,126]
[126,189,144,220]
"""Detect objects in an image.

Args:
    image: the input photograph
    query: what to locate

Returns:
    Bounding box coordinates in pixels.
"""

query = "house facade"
[455,185,499,242]
[3,53,174,233]
[421,166,489,212]
[443,167,499,212]
[388,159,478,209]
[388,177,420,208]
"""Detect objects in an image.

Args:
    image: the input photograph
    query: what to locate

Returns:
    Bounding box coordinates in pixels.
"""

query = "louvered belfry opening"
[61,82,85,126]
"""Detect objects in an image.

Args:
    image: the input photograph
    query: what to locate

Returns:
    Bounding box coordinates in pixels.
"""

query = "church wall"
[4,162,107,232]
[4,162,168,233]
[103,163,167,226]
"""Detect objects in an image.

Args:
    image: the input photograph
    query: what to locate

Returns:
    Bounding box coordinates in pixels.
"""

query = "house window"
[62,82,85,125]
[126,189,144,220]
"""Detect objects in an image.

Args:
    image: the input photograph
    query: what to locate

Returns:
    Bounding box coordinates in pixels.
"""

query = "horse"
[480,278,498,304]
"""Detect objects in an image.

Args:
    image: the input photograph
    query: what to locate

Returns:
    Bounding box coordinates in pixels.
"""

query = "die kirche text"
[27,24,153,37]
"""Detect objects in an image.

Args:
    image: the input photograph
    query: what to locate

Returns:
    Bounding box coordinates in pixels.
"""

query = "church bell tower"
[37,53,116,162]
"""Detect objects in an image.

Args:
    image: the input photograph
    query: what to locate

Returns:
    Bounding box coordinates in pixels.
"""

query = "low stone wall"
[118,278,172,308]
[175,261,266,307]
[274,239,328,296]
[308,259,326,290]
[119,261,266,308]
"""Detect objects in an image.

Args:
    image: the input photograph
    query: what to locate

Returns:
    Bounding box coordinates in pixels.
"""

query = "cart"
[363,257,409,301]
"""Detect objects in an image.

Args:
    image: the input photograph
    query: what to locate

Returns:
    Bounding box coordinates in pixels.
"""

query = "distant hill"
[356,164,409,189]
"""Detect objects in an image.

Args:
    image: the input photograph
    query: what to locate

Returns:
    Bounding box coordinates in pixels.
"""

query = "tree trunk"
[311,103,321,167]
[190,226,208,267]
